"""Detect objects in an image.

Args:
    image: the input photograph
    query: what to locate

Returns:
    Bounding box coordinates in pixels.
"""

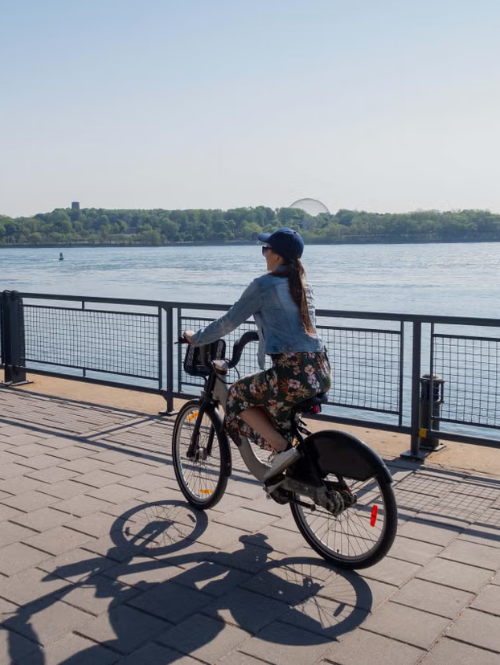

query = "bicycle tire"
[172,400,229,509]
[291,469,397,570]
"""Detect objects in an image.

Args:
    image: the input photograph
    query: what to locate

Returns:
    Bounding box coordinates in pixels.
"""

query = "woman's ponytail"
[273,259,315,334]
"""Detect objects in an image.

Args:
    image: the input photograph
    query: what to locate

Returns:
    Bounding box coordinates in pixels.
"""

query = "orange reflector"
[187,412,199,422]
[370,505,378,527]
[200,489,212,494]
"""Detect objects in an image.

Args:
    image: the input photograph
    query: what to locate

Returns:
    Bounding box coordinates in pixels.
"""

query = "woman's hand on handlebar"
[182,330,195,344]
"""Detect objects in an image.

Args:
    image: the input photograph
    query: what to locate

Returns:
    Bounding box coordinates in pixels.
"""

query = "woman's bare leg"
[239,407,288,452]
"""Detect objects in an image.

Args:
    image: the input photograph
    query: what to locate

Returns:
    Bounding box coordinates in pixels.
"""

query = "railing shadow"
[1,384,160,418]
[0,390,262,489]
[2,501,372,664]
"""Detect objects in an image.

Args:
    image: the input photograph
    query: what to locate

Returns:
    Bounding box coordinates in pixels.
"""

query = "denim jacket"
[191,267,323,369]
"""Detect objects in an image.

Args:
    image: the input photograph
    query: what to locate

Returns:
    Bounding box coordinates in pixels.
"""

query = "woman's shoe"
[263,446,301,481]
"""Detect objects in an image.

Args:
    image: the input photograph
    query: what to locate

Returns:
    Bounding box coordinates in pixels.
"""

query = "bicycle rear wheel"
[291,473,397,569]
[172,400,229,509]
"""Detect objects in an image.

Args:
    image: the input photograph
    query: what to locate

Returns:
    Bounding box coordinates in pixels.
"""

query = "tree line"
[1,206,500,246]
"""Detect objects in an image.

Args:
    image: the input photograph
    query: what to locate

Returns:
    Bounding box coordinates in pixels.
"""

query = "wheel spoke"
[292,473,397,567]
[173,403,226,508]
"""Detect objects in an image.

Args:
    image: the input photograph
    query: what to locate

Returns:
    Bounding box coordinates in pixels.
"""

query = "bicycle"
[172,331,397,569]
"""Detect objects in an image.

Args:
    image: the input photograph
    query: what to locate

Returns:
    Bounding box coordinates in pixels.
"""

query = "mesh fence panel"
[319,326,401,413]
[180,315,401,414]
[23,305,159,380]
[433,334,500,428]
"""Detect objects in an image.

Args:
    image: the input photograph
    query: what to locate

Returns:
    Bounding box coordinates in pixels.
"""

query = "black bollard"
[419,374,445,450]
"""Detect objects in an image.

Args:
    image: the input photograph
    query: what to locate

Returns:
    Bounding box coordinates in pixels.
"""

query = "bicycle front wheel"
[291,473,397,569]
[172,400,229,509]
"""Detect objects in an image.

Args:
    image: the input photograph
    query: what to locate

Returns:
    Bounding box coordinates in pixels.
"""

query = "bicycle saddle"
[294,392,329,414]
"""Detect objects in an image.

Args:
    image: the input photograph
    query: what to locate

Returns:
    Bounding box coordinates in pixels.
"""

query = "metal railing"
[1,290,499,457]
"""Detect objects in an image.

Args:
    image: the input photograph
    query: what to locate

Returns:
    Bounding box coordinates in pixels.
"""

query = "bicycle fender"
[208,407,232,478]
[306,430,393,483]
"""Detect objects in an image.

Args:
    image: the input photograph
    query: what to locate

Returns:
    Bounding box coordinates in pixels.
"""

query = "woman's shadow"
[3,501,373,664]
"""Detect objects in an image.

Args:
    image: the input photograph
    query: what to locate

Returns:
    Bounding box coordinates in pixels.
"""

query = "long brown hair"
[272,258,315,334]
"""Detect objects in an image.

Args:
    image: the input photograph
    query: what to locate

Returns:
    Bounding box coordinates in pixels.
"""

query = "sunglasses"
[261,246,272,256]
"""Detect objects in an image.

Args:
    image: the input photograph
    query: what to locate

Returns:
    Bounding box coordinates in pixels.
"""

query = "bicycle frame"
[207,363,271,482]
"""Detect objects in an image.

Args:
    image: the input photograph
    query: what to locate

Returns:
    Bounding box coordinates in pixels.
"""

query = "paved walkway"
[1,387,500,665]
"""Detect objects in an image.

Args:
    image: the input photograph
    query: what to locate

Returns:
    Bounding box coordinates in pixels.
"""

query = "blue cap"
[257,227,304,261]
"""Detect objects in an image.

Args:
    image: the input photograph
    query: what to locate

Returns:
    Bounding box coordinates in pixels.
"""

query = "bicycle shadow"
[2,501,373,664]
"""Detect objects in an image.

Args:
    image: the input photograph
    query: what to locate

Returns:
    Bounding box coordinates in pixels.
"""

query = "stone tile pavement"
[1,386,500,664]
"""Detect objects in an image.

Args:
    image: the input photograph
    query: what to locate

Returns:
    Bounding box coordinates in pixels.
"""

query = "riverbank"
[2,369,499,477]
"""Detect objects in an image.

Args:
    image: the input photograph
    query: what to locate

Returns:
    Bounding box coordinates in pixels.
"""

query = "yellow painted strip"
[419,428,427,438]
[187,412,199,422]
[200,489,212,494]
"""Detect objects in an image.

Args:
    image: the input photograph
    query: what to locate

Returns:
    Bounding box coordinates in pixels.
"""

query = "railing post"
[159,305,177,416]
[0,291,4,371]
[401,320,424,460]
[1,290,29,385]
[410,321,422,457]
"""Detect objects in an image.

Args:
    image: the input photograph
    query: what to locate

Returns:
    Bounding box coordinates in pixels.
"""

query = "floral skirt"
[225,351,331,451]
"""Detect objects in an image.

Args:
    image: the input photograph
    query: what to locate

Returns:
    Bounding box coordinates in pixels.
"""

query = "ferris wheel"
[289,198,330,216]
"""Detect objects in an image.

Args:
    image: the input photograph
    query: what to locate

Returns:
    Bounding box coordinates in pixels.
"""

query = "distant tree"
[2,206,500,246]
[335,209,357,226]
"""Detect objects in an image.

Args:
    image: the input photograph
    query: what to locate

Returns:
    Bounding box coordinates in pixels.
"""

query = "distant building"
[71,201,80,210]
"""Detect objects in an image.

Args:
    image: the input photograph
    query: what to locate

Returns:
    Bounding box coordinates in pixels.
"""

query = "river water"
[2,243,499,438]
[1,242,499,317]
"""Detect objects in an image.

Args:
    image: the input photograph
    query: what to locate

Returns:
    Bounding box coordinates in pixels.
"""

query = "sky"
[1,0,499,217]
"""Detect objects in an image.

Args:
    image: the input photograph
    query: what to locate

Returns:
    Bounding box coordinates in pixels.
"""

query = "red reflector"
[313,405,321,413]
[370,505,378,527]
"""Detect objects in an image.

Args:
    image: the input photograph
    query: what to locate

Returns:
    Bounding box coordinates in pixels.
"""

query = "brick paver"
[118,642,199,664]
[64,511,126,538]
[79,603,171,655]
[322,630,425,665]
[385,535,443,565]
[446,608,500,652]
[40,478,92,499]
[34,634,120,665]
[439,538,500,570]
[59,574,141,616]
[237,620,333,664]
[157,613,251,663]
[38,546,119,583]
[5,600,94,646]
[0,542,52,576]
[0,503,24,523]
[471,583,500,615]
[318,574,397,612]
[22,524,96,556]
[1,489,59,512]
[391,578,474,618]
[416,557,493,592]
[2,387,500,663]
[12,506,74,532]
[0,565,70,605]
[419,638,500,664]
[360,601,451,649]
[24,465,80,483]
[52,494,113,517]
[0,521,38,548]
[128,580,213,623]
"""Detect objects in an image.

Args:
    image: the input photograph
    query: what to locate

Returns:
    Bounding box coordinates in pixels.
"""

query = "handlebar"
[227,330,259,368]
[179,330,259,371]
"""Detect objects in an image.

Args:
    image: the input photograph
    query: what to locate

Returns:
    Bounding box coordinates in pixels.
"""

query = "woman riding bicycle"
[184,227,331,480]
